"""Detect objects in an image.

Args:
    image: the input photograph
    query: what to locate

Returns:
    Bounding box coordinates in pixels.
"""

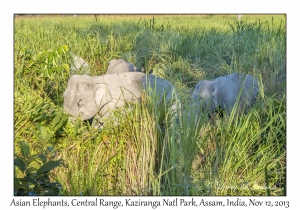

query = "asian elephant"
[191,72,259,115]
[63,72,178,128]
[106,59,144,74]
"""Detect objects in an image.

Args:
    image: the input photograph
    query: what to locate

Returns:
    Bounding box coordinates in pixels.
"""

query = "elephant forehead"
[64,76,94,101]
[195,80,212,92]
[65,89,75,99]
[77,82,94,92]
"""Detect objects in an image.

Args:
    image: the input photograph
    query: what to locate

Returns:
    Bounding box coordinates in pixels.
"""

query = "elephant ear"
[213,76,235,111]
[211,83,219,108]
[94,83,113,114]
[211,83,218,96]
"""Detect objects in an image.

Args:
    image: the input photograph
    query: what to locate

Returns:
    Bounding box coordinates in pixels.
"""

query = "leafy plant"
[24,45,69,80]
[14,124,67,196]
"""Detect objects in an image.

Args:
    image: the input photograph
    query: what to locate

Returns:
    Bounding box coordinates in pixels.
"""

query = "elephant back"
[106,59,143,74]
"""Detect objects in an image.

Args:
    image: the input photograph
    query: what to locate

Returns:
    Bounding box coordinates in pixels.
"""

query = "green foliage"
[14,138,66,196]
[18,45,69,80]
[14,15,286,196]
[14,83,69,195]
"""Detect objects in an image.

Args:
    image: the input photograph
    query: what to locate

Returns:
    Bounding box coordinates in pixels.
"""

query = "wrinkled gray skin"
[192,72,259,115]
[106,59,144,74]
[63,72,178,128]
[70,54,90,75]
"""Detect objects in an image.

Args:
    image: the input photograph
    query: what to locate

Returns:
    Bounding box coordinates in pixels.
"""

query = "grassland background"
[14,14,286,196]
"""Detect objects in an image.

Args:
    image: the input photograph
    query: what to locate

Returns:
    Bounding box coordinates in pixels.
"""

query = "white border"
[2,0,299,209]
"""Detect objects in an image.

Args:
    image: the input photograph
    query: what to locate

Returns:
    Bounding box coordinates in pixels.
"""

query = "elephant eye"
[212,86,216,92]
[78,99,83,107]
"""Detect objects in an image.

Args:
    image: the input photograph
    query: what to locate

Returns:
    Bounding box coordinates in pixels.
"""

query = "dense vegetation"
[14,14,286,196]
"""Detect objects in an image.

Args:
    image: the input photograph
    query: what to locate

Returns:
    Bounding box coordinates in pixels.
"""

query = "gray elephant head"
[63,74,110,121]
[106,59,144,74]
[63,72,178,128]
[192,72,259,115]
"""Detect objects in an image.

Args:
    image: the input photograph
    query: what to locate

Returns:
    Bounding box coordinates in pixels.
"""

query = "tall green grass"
[14,14,286,195]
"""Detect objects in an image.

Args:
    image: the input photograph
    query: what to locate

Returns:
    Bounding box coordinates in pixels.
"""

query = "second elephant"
[192,72,259,115]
